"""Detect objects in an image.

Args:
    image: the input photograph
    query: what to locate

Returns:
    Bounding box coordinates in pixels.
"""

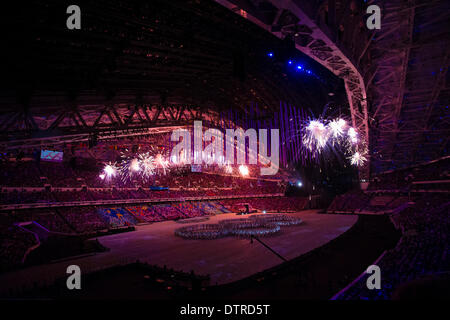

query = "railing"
[330,250,387,300]
[14,223,41,264]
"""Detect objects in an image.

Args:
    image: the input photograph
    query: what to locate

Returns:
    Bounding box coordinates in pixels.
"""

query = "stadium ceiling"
[1,0,345,150]
[366,0,449,172]
[0,103,219,150]
[216,0,449,176]
[215,0,370,179]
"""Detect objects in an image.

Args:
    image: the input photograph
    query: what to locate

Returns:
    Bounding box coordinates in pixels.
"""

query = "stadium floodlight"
[297,181,303,187]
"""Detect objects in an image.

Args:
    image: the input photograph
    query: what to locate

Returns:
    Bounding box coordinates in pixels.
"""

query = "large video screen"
[40,150,63,162]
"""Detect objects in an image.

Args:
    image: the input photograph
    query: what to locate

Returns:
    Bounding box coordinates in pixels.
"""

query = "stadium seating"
[0,160,285,193]
[327,192,408,214]
[368,157,450,191]
[219,197,308,212]
[125,205,164,223]
[335,193,449,300]
[61,207,109,233]
[97,207,139,228]
[0,224,38,272]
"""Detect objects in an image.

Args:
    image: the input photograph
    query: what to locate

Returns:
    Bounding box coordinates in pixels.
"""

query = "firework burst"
[328,118,347,139]
[138,152,156,181]
[301,115,367,167]
[349,150,368,166]
[102,162,118,181]
[118,158,138,182]
[302,119,330,155]
[347,127,358,144]
[155,153,170,175]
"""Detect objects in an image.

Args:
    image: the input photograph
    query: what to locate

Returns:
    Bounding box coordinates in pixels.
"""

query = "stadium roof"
[1,0,345,150]
[2,0,448,178]
[215,0,449,176]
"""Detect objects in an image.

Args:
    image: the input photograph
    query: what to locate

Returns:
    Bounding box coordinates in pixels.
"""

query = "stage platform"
[0,210,357,294]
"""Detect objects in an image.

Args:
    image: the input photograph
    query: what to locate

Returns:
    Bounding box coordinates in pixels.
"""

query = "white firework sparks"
[116,147,173,182]
[347,127,358,144]
[130,158,140,172]
[239,164,249,176]
[118,157,140,182]
[300,115,368,167]
[155,153,170,175]
[102,162,118,181]
[350,151,367,166]
[138,152,156,180]
[303,119,329,153]
[328,118,347,138]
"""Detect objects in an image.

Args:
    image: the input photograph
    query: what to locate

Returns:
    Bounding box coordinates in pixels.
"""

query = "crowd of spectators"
[152,205,185,220]
[0,195,307,270]
[328,156,449,214]
[0,161,42,187]
[0,186,285,205]
[97,207,139,228]
[0,158,298,274]
[0,223,38,272]
[2,195,307,228]
[0,159,285,192]
[61,207,109,233]
[172,202,206,218]
[220,197,308,213]
[0,190,56,205]
[8,209,74,234]
[125,205,164,223]
[0,160,285,207]
[335,193,449,299]
[368,156,449,191]
[327,190,412,214]
[195,202,230,215]
[327,191,371,213]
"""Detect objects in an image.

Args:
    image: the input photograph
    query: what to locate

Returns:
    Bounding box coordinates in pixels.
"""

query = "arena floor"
[0,210,357,294]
